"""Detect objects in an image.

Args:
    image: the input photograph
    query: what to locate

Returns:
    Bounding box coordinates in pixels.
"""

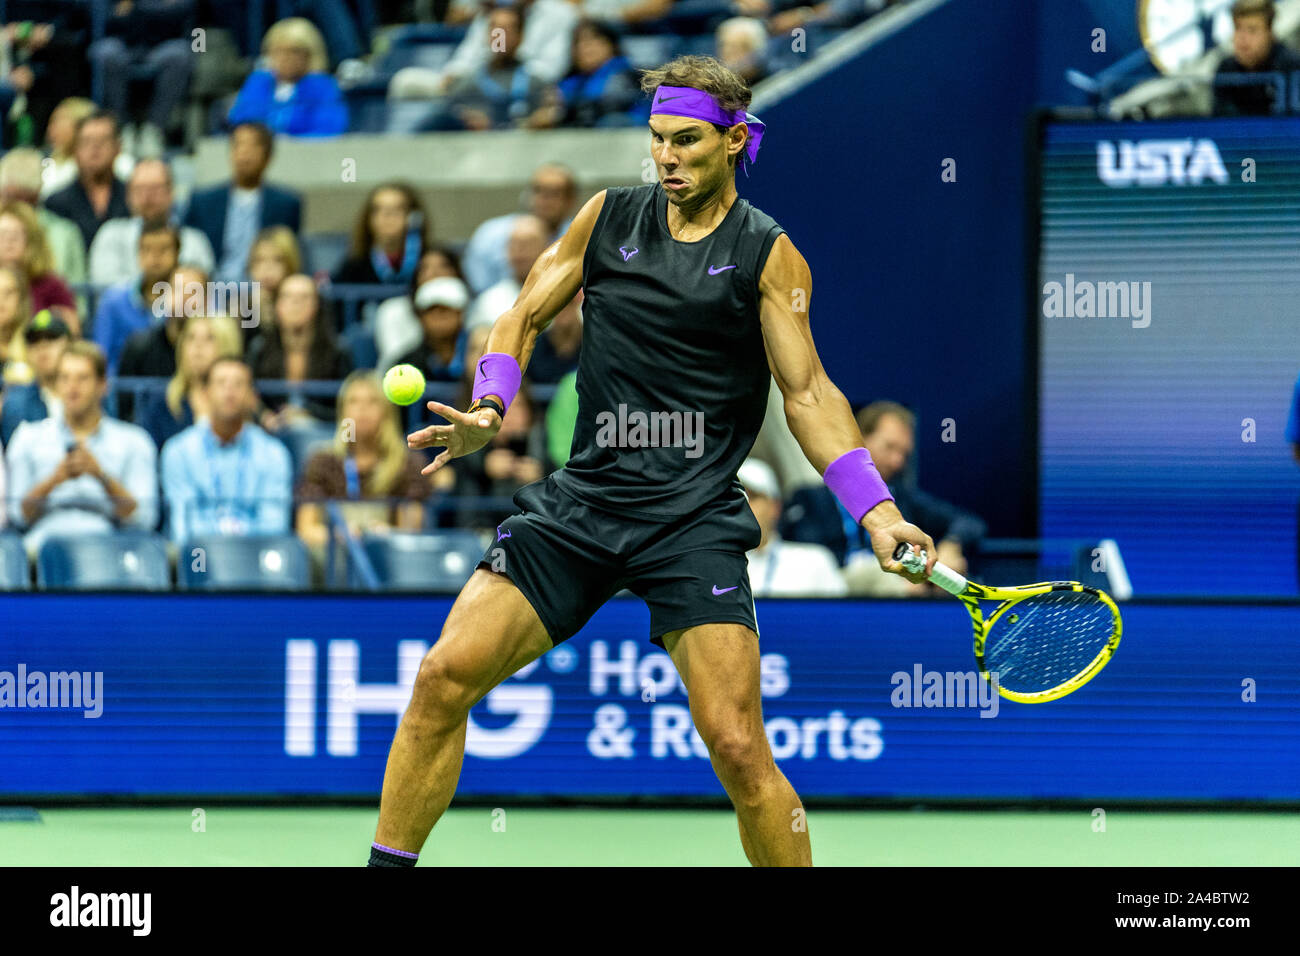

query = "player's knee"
[702,725,770,778]
[410,652,477,723]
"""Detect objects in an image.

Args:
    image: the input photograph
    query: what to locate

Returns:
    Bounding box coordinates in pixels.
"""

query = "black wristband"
[468,397,505,419]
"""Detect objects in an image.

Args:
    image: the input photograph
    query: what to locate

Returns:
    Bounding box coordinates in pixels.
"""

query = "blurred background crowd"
[0,0,994,594]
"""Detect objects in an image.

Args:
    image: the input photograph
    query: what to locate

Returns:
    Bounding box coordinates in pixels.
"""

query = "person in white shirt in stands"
[738,457,846,597]
[88,159,214,286]
[464,214,549,331]
[460,163,576,295]
[389,0,579,99]
[5,341,158,557]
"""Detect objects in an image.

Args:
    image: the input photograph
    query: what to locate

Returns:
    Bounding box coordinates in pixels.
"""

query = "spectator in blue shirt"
[227,18,348,136]
[525,20,649,129]
[0,309,71,446]
[438,5,550,131]
[160,357,292,544]
[90,220,181,376]
[5,341,158,556]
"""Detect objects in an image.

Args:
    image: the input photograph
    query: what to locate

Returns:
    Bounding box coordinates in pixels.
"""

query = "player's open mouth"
[663,177,687,190]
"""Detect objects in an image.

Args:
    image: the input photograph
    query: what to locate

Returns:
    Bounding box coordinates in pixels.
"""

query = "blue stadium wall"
[740,0,1040,536]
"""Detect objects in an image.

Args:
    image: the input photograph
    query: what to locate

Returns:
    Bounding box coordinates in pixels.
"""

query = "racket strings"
[982,591,1115,694]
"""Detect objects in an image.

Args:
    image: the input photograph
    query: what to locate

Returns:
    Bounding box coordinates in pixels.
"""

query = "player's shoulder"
[738,195,784,236]
[563,184,650,249]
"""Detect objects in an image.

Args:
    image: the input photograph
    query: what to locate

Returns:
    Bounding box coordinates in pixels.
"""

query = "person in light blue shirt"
[5,342,159,556]
[160,357,292,545]
[90,221,181,376]
[460,163,576,294]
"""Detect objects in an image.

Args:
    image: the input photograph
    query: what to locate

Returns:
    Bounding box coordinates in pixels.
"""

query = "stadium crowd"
[0,0,983,593]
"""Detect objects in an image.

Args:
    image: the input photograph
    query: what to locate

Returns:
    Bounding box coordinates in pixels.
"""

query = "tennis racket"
[893,543,1122,704]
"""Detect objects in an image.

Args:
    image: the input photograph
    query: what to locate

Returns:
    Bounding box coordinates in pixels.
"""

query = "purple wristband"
[471,352,522,413]
[823,447,893,524]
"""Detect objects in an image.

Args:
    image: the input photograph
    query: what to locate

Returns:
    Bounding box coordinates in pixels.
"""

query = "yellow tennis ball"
[383,364,426,405]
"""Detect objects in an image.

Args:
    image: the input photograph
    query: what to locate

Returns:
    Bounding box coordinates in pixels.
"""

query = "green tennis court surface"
[2,808,1297,865]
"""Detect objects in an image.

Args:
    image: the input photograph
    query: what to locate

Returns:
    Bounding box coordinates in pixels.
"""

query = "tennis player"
[369,55,937,868]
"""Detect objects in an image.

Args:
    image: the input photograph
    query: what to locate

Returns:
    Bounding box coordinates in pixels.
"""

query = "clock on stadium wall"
[1139,0,1236,73]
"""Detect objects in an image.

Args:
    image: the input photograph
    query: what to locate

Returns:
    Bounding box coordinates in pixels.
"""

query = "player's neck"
[665,179,737,238]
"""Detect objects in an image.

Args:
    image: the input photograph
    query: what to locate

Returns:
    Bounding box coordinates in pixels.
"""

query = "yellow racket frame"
[956,580,1123,704]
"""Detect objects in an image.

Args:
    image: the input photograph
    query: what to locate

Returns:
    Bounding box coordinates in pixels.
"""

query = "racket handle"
[892,542,969,596]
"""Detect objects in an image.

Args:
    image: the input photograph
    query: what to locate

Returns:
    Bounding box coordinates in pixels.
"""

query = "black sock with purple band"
[368,842,418,867]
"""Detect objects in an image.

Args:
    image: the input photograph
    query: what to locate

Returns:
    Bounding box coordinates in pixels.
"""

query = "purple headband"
[650,86,766,170]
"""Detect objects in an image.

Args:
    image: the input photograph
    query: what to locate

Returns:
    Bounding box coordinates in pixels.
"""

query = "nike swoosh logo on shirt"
[708,265,737,275]
[712,585,739,595]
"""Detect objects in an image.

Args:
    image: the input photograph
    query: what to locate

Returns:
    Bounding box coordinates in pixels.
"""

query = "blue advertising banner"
[1039,117,1300,595]
[0,595,1296,800]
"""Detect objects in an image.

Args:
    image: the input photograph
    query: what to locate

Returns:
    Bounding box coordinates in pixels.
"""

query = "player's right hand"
[408,399,502,475]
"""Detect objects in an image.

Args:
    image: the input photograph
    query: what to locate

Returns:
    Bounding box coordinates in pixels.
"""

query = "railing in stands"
[70,282,411,335]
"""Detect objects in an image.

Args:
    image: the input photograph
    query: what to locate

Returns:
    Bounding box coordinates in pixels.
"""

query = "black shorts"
[476,473,763,647]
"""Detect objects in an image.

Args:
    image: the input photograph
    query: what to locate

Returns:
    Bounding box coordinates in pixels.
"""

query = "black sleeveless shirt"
[549,183,786,520]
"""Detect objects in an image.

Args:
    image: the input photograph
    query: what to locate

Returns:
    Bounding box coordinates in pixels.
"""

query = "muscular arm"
[478,190,605,397]
[758,235,933,570]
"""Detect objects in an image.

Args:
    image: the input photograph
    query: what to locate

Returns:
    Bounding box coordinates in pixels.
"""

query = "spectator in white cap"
[394,275,472,385]
[738,457,847,597]
[374,246,469,371]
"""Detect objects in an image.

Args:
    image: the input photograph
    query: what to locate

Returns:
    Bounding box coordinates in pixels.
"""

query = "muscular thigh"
[425,568,553,708]
[664,622,765,741]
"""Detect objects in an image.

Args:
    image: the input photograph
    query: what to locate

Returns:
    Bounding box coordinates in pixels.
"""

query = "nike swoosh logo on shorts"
[708,265,737,275]
[712,585,738,594]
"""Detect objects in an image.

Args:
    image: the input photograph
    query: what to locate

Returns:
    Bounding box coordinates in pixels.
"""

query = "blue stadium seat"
[388,24,470,47]
[341,322,378,370]
[359,531,485,592]
[671,33,716,60]
[0,534,30,590]
[301,232,351,276]
[275,420,337,479]
[37,533,170,591]
[381,42,458,75]
[623,35,677,71]
[178,536,311,590]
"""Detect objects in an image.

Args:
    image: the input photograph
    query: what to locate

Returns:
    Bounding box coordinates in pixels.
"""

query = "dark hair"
[203,355,253,388]
[139,218,181,253]
[348,181,430,261]
[74,109,121,142]
[255,281,344,381]
[574,18,622,54]
[486,2,524,29]
[60,340,108,380]
[231,121,275,156]
[408,244,465,307]
[639,55,753,170]
[856,401,916,438]
[1232,0,1275,27]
